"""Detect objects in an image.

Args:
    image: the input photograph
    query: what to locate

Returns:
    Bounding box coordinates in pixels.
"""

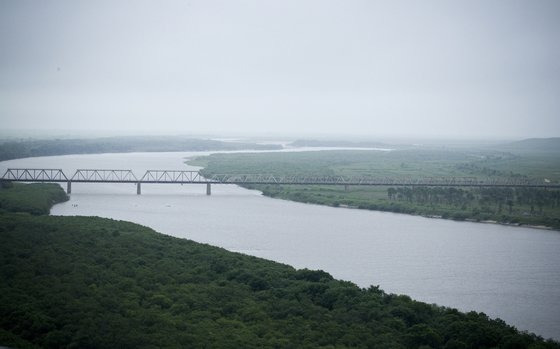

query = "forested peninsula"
[192,144,560,230]
[1,183,559,348]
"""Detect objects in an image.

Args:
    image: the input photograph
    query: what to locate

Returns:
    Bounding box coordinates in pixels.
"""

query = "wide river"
[2,151,560,340]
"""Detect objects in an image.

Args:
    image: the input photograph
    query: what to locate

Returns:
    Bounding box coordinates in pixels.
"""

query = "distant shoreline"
[258,193,560,232]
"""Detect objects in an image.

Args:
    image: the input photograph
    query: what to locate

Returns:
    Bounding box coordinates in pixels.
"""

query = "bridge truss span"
[1,168,68,182]
[70,169,138,182]
[141,170,206,183]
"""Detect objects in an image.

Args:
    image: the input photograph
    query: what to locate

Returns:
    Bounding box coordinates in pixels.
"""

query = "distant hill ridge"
[497,137,560,153]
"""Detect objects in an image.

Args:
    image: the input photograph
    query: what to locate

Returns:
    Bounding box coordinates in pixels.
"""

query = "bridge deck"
[1,168,557,188]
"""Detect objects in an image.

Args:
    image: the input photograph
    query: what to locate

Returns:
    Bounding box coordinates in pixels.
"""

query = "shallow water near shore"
[2,151,560,340]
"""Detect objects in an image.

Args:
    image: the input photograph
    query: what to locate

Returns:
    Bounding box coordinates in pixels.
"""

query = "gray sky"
[1,0,559,139]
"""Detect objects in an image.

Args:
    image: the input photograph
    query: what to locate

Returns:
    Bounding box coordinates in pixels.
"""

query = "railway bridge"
[1,168,557,195]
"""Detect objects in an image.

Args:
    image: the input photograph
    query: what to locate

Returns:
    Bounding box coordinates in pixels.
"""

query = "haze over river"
[2,151,559,340]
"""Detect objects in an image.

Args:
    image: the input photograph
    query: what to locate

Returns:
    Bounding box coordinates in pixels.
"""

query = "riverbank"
[190,149,560,231]
[2,183,559,348]
[245,188,560,232]
[464,218,557,231]
[323,204,557,232]
[0,182,68,215]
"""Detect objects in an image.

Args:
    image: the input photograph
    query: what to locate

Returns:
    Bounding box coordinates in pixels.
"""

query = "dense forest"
[191,148,560,229]
[1,183,559,348]
[0,182,69,215]
[0,136,280,162]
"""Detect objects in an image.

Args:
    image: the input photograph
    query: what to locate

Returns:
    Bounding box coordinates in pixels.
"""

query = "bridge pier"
[206,183,211,196]
[137,182,141,195]
[67,181,72,194]
[344,184,349,191]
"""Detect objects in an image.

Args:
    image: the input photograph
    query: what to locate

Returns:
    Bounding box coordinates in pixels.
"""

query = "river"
[2,151,559,340]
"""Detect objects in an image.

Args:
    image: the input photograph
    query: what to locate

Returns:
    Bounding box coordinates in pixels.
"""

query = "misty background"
[1,0,559,139]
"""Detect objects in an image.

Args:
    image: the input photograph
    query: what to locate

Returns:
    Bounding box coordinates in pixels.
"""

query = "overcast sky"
[1,0,559,139]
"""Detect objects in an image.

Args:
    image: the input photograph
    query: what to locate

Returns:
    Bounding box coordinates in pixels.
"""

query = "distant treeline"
[388,187,560,214]
[253,184,560,229]
[0,136,281,162]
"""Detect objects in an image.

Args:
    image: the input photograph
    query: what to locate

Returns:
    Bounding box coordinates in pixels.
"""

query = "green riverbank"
[190,148,560,230]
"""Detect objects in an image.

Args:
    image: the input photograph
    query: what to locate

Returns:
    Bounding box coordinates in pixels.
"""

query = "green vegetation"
[0,182,68,215]
[1,184,559,348]
[192,148,560,229]
[289,139,389,148]
[0,136,281,161]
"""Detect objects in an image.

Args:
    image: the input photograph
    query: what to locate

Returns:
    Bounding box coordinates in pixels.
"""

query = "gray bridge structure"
[1,168,558,195]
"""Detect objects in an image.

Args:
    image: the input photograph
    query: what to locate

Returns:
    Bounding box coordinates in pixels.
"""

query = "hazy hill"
[493,138,560,154]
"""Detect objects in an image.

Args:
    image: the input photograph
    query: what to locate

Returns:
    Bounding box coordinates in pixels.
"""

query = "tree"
[506,199,514,215]
[388,188,397,200]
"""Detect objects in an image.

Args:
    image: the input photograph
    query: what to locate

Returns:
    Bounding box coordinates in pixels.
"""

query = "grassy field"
[1,183,559,348]
[191,146,560,229]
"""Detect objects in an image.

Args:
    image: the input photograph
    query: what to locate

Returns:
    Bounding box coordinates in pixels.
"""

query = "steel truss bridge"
[1,168,558,195]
